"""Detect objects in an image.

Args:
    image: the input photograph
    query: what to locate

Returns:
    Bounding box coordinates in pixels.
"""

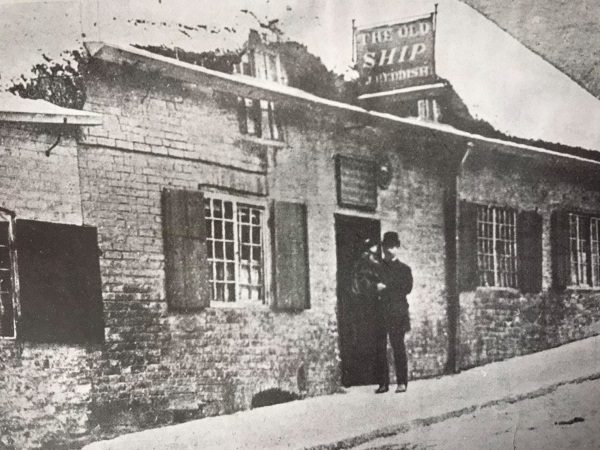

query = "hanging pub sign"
[354,13,437,95]
[335,155,378,211]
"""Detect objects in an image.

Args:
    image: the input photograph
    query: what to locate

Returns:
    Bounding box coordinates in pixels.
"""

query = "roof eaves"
[0,94,103,125]
[85,41,600,167]
[0,111,103,126]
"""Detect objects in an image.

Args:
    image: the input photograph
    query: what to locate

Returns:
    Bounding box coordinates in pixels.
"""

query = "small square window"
[238,97,283,141]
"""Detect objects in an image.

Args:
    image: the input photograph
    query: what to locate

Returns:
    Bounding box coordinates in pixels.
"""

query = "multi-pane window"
[205,197,265,303]
[256,51,283,83]
[237,97,283,141]
[569,213,600,287]
[476,205,518,288]
[0,212,16,338]
[417,98,441,122]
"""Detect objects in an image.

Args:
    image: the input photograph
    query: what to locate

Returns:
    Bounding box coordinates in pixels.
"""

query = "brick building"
[1,42,600,448]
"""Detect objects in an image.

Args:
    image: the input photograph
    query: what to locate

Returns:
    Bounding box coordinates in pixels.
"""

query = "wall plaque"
[335,155,378,211]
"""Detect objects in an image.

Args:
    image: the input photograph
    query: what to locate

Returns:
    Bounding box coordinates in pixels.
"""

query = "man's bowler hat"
[382,231,401,248]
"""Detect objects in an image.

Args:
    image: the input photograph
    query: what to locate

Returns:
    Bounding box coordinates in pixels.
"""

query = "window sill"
[210,301,269,310]
[566,286,600,292]
[239,135,286,148]
[475,286,521,297]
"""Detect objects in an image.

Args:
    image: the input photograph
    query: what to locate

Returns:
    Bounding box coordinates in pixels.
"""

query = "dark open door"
[335,214,381,387]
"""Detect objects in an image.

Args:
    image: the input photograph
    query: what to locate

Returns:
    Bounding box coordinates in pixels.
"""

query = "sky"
[1,0,600,151]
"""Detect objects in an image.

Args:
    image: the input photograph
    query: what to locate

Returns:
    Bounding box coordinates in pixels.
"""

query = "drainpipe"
[444,141,472,374]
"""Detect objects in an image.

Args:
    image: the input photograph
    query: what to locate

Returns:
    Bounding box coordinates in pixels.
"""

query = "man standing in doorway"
[375,231,413,394]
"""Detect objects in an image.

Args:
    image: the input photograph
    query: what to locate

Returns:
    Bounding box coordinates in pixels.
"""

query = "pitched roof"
[0,93,102,125]
[85,41,600,168]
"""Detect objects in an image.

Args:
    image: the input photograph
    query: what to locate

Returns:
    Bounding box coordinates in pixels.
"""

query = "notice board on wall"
[335,155,378,211]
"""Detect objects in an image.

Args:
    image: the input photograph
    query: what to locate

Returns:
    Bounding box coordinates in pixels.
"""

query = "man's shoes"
[375,384,389,394]
[395,384,407,393]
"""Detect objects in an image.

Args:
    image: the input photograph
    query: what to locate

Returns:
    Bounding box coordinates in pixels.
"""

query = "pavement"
[82,335,600,450]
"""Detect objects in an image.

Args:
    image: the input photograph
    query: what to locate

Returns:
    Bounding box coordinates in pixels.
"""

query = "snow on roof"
[86,41,600,167]
[2,0,598,150]
[0,93,102,125]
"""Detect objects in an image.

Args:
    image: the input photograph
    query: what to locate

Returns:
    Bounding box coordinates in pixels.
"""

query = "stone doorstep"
[306,372,600,450]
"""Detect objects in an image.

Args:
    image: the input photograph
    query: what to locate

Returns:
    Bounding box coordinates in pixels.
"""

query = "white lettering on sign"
[363,43,428,68]
[361,21,432,45]
[355,15,436,93]
[364,65,432,86]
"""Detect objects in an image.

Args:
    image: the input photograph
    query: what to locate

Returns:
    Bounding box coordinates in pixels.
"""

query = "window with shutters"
[0,210,17,339]
[476,205,518,288]
[204,195,266,303]
[568,213,600,288]
[0,215,104,343]
[237,97,283,141]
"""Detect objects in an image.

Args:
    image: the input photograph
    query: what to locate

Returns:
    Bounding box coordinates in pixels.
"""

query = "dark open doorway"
[335,214,381,387]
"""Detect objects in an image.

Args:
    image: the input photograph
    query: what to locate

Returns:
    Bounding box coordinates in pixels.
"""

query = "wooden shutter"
[458,201,478,292]
[162,189,210,310]
[518,211,543,293]
[16,220,104,343]
[551,210,570,292]
[272,201,310,311]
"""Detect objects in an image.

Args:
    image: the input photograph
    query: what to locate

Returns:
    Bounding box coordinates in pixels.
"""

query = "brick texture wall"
[0,123,94,449]
[77,70,344,434]
[3,63,600,449]
[0,124,82,224]
[458,150,600,369]
[78,66,454,434]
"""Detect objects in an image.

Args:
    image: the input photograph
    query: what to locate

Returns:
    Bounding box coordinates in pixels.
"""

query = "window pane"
[241,245,250,261]
[225,221,234,240]
[241,225,250,243]
[0,291,14,338]
[239,207,249,223]
[251,209,261,225]
[224,201,233,219]
[225,242,234,261]
[226,283,235,302]
[252,226,261,244]
[215,283,225,302]
[214,221,223,240]
[213,200,223,218]
[216,262,225,281]
[0,248,10,268]
[226,263,235,281]
[215,243,224,260]
[0,222,8,246]
[252,246,261,262]
[240,265,250,285]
